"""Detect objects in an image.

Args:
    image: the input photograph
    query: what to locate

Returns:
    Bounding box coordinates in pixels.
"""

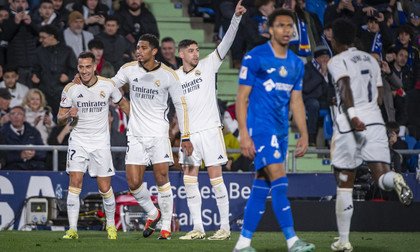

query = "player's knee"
[127,177,143,190]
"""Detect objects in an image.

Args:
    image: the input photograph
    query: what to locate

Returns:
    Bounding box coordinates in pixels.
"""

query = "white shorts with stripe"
[66,145,115,177]
[179,127,228,167]
[331,124,390,169]
[125,135,173,166]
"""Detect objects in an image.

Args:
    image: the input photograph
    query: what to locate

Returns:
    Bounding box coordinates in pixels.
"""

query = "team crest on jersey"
[274,150,281,159]
[279,66,288,77]
[195,70,201,76]
[99,91,106,98]
[154,80,160,88]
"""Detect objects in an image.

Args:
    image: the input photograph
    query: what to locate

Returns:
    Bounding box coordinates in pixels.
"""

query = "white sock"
[130,184,158,219]
[158,182,174,232]
[67,186,81,231]
[336,188,353,244]
[378,171,396,191]
[287,236,299,248]
[210,176,230,232]
[184,175,204,232]
[100,187,116,226]
[234,235,251,250]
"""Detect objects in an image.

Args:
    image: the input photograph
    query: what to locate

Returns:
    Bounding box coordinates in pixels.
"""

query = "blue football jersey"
[238,42,304,138]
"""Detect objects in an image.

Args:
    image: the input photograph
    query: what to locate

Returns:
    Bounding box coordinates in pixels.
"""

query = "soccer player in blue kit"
[233,9,315,252]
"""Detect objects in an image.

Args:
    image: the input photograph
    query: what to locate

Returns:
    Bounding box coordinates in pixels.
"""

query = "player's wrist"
[347,107,356,119]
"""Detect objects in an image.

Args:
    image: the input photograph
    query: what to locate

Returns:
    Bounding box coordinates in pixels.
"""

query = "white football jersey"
[60,76,122,149]
[176,50,223,133]
[112,61,189,138]
[328,47,384,133]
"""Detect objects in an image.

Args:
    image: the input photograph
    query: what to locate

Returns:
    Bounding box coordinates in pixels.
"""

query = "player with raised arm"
[233,9,315,252]
[175,0,246,241]
[112,34,192,240]
[328,18,413,252]
[58,52,130,240]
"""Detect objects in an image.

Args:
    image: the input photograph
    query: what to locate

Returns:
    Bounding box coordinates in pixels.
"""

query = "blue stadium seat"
[401,135,417,149]
[323,112,333,140]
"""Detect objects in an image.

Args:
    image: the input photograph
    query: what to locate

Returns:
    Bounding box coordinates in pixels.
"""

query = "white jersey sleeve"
[328,57,350,84]
[112,62,136,88]
[60,83,76,108]
[216,14,242,60]
[166,66,190,139]
[109,79,123,103]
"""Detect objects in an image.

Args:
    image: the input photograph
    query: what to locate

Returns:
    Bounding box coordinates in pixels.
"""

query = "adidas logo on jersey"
[107,168,113,173]
[164,154,169,158]
[218,155,224,160]
[133,78,138,82]
[77,94,83,98]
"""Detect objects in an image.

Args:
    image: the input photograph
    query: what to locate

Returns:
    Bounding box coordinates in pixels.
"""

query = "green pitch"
[0,231,418,252]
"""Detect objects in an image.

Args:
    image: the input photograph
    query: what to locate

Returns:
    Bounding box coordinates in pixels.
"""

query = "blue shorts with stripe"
[252,134,288,171]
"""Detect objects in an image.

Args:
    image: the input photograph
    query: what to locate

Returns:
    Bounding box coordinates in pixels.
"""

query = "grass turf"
[0,231,418,252]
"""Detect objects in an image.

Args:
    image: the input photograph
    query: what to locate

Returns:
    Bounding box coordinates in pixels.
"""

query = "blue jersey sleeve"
[293,59,304,91]
[238,53,259,86]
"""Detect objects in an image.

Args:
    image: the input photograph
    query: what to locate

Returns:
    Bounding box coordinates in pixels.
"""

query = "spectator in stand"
[157,37,182,70]
[2,0,38,87]
[31,0,64,31]
[88,39,115,77]
[280,0,321,63]
[95,16,131,71]
[51,0,69,28]
[108,108,126,171]
[390,47,411,134]
[0,65,29,107]
[357,11,393,56]
[302,45,331,146]
[32,25,77,116]
[72,0,108,36]
[408,9,420,48]
[370,52,403,123]
[0,106,46,170]
[0,132,6,169]
[386,122,403,173]
[386,121,409,173]
[389,25,420,67]
[21,88,55,145]
[115,0,159,44]
[0,7,10,69]
[320,22,334,57]
[47,121,72,171]
[324,0,357,26]
[242,0,275,52]
[0,88,11,127]
[64,11,94,59]
[406,80,420,140]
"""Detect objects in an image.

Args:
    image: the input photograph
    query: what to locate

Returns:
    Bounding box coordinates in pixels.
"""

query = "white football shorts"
[125,135,173,166]
[331,124,390,169]
[179,127,228,167]
[66,145,115,177]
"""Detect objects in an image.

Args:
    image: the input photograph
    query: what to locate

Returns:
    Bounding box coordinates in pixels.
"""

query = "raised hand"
[235,0,247,16]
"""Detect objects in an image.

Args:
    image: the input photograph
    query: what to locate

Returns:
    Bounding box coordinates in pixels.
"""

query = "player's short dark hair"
[39,25,59,40]
[332,18,356,46]
[105,15,119,25]
[397,25,413,40]
[395,46,409,56]
[161,37,175,44]
[178,39,198,52]
[268,9,295,27]
[3,64,18,74]
[88,39,104,50]
[78,51,96,62]
[139,34,159,50]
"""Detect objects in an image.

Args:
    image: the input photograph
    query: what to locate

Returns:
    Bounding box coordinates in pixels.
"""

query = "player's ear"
[269,26,274,37]
[178,49,184,59]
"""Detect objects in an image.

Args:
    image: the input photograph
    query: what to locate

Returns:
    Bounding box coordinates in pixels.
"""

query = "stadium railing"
[0,145,419,172]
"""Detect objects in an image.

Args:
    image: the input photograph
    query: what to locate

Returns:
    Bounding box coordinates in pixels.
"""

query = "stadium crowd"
[0,0,419,173]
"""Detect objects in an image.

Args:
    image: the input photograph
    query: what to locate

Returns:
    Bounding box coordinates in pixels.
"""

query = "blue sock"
[240,179,270,239]
[271,177,296,240]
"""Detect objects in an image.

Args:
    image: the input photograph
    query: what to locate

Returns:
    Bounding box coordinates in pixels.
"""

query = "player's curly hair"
[178,39,198,52]
[332,18,356,46]
[138,34,159,50]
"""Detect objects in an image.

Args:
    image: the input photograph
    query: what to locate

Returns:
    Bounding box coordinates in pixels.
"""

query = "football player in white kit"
[175,0,246,241]
[328,18,413,252]
[112,34,193,240]
[58,52,130,240]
